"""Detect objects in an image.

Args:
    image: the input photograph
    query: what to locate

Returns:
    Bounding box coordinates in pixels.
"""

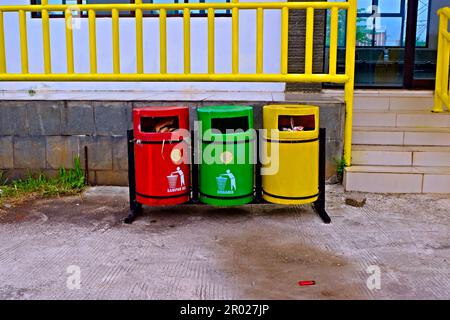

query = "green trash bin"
[197,105,255,206]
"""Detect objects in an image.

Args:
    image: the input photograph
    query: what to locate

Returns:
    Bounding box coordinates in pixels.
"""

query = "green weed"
[335,158,348,183]
[0,157,86,207]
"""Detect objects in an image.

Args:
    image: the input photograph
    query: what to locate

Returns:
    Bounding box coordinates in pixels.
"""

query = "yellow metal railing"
[434,7,450,113]
[0,0,357,165]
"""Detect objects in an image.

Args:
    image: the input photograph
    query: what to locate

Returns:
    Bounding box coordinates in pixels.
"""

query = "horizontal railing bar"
[0,73,349,83]
[0,3,350,12]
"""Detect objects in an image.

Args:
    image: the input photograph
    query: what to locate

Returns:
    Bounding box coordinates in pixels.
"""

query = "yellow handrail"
[434,7,450,113]
[0,0,357,165]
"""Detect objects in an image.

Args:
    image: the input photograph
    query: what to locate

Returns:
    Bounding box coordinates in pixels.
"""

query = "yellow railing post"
[232,0,239,74]
[19,9,29,74]
[329,6,339,76]
[441,35,450,111]
[256,7,264,74]
[112,8,120,74]
[65,8,74,74]
[343,0,357,166]
[41,0,51,74]
[183,8,191,74]
[305,7,314,75]
[88,9,97,74]
[0,10,5,74]
[207,7,215,74]
[434,8,450,113]
[280,6,288,75]
[135,0,144,74]
[160,8,167,74]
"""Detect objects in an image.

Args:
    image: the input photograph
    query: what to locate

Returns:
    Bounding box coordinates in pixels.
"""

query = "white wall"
[0,0,285,92]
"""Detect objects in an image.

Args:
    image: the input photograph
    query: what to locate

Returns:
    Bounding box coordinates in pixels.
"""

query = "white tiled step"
[353,111,397,127]
[344,165,450,194]
[354,111,450,128]
[353,126,450,146]
[397,112,450,128]
[323,89,435,111]
[352,91,434,111]
[352,145,450,166]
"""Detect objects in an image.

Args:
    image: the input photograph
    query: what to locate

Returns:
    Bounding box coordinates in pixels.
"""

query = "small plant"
[0,157,86,207]
[28,89,37,96]
[335,158,348,183]
[58,157,86,191]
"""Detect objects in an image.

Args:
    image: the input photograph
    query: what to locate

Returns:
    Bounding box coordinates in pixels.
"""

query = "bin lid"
[133,106,190,141]
[197,105,254,141]
[263,104,319,141]
[133,106,189,116]
[197,105,252,114]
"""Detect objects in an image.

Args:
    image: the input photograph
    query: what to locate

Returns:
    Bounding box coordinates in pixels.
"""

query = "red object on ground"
[133,106,190,206]
[298,280,316,286]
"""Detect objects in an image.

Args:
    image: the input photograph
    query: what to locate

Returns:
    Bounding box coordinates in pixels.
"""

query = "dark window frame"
[323,0,435,89]
[30,0,232,18]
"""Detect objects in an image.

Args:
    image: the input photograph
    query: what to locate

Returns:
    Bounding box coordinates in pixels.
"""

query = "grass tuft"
[0,157,86,207]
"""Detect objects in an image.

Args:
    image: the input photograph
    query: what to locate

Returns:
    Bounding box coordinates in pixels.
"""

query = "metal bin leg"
[313,128,331,224]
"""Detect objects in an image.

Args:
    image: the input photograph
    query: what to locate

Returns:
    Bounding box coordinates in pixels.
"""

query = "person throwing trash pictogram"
[175,167,185,187]
[224,169,236,191]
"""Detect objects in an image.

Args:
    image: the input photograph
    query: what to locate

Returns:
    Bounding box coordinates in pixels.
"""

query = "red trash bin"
[133,106,190,206]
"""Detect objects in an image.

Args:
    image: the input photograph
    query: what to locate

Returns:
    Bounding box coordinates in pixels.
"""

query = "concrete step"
[323,89,435,111]
[353,126,450,146]
[344,165,450,194]
[354,110,450,128]
[352,90,434,111]
[322,89,434,111]
[352,145,450,166]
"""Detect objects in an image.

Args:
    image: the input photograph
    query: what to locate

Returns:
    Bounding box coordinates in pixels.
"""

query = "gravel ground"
[0,185,449,300]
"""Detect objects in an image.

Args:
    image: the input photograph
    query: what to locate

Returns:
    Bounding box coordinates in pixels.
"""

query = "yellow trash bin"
[262,105,319,205]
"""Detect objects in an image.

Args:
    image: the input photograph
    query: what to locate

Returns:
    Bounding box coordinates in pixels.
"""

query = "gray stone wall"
[286,0,326,92]
[0,101,131,185]
[0,99,344,185]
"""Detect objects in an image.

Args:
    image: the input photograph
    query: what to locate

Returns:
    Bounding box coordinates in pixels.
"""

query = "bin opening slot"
[278,115,315,132]
[211,116,249,133]
[140,116,179,133]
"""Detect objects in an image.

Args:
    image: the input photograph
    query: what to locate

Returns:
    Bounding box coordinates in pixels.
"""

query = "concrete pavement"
[0,185,449,299]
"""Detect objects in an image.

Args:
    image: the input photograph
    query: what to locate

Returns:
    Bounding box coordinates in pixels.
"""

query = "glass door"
[356,0,408,87]
[325,0,450,89]
[405,0,450,89]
